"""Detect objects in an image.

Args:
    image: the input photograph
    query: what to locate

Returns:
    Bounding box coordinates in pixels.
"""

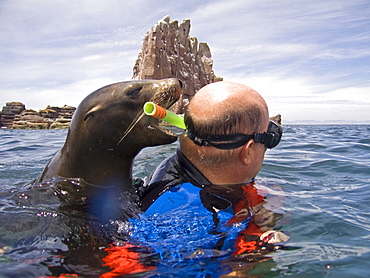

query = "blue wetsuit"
[136,149,276,256]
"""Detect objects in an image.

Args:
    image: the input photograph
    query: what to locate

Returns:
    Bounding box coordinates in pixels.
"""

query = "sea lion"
[37,78,182,220]
[39,78,182,186]
[0,79,183,276]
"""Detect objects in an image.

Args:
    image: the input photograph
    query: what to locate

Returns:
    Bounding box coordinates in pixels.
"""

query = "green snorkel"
[143,102,186,129]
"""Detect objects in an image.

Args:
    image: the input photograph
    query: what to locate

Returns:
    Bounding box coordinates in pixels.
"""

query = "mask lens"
[265,120,283,148]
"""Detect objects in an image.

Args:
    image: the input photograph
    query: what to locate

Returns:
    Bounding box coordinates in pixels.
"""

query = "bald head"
[185,81,269,136]
[181,81,270,184]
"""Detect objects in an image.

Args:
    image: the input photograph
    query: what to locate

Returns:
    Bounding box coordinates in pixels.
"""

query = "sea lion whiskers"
[116,94,174,146]
[117,110,145,146]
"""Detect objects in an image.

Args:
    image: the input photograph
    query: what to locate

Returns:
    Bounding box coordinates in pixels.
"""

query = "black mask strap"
[186,120,282,150]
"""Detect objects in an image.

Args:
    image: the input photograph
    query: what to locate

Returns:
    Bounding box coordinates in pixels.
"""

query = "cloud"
[223,71,370,123]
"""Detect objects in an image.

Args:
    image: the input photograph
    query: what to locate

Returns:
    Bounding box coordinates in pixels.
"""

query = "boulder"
[0,102,26,128]
[50,118,72,129]
[12,109,51,129]
[270,114,282,125]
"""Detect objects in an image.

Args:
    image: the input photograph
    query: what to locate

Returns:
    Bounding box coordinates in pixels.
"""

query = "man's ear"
[239,139,254,166]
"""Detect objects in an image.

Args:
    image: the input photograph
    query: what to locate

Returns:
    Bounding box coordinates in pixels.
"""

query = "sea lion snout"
[131,78,183,147]
[141,78,182,108]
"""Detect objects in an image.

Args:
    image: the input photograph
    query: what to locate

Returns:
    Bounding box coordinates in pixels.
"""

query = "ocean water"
[0,125,370,277]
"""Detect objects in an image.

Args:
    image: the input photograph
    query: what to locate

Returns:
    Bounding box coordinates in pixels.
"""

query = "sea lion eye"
[127,88,141,98]
[84,111,94,121]
[84,106,101,121]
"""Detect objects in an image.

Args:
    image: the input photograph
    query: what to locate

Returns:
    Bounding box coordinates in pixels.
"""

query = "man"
[135,81,287,261]
[140,81,282,211]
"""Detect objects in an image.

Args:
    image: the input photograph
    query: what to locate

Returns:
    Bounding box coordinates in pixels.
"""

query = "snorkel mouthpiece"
[143,102,186,129]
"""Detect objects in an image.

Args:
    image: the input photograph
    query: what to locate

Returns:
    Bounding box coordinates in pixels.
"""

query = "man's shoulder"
[140,151,184,211]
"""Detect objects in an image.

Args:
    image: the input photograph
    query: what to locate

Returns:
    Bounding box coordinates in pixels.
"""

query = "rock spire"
[132,15,222,113]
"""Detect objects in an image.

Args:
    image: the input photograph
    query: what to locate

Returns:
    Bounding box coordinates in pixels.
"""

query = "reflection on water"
[0,125,370,277]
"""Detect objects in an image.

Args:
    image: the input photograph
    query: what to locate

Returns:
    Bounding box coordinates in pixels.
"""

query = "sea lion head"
[68,78,183,154]
[39,78,182,190]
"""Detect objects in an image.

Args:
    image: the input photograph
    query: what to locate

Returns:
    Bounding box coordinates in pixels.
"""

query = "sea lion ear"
[84,106,101,121]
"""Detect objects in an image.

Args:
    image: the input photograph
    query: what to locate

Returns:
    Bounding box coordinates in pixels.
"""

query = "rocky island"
[0,102,75,129]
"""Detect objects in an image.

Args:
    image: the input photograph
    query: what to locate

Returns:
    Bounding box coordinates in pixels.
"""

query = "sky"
[1,0,369,124]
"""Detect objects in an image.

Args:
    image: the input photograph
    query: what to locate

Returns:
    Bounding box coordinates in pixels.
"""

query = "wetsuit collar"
[176,149,255,188]
[175,149,212,188]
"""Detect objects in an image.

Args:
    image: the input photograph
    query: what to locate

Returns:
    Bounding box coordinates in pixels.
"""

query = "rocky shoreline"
[0,102,75,129]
